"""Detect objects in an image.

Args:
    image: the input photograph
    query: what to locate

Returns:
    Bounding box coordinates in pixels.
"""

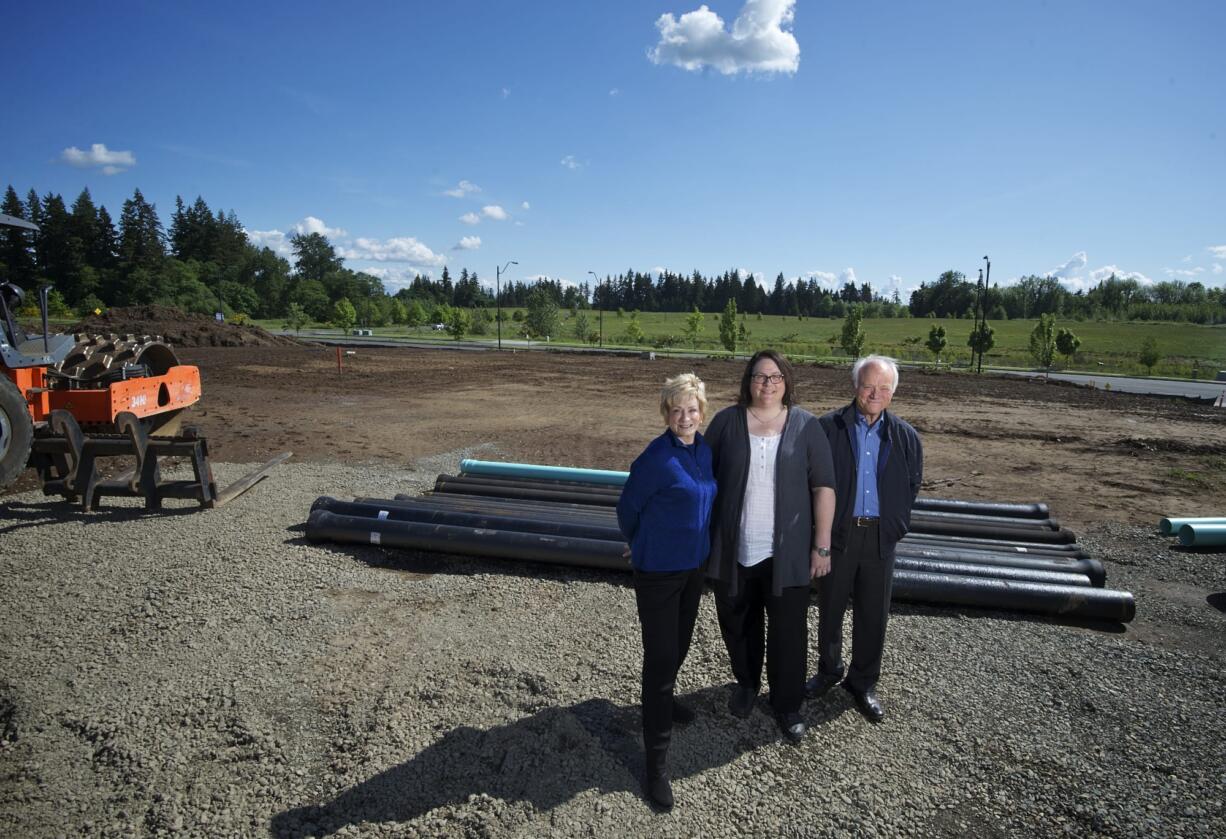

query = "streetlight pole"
[976,255,991,374]
[496,260,517,351]
[588,270,602,348]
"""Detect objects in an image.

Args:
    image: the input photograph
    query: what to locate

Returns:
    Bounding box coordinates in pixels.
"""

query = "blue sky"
[5,0,1224,299]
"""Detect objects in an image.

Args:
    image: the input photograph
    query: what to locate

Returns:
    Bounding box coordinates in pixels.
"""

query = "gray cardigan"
[704,404,836,596]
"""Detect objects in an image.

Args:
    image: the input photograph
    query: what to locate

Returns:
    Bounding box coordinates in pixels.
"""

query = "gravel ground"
[1,454,1224,838]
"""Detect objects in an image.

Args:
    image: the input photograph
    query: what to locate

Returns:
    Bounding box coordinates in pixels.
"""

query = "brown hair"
[737,349,795,407]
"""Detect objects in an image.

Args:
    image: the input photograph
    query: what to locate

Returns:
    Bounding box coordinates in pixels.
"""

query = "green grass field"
[268,310,1226,379]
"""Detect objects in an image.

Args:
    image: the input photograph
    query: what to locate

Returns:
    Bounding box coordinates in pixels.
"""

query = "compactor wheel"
[55,333,180,382]
[0,376,33,490]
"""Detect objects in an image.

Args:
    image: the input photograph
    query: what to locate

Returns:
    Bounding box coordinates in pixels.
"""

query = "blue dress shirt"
[853,410,882,517]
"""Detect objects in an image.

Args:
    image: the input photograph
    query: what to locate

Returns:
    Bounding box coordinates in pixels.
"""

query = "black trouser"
[713,557,810,716]
[634,564,705,772]
[816,521,896,693]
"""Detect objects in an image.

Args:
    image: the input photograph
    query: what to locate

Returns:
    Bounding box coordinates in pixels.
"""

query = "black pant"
[816,523,895,693]
[634,564,704,771]
[713,557,810,716]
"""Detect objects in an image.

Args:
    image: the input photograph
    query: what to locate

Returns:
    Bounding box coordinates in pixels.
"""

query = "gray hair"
[851,355,899,392]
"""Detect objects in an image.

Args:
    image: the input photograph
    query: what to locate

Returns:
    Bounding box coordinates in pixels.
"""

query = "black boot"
[645,757,674,810]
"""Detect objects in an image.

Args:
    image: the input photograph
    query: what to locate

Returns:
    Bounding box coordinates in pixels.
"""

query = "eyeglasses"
[751,373,784,385]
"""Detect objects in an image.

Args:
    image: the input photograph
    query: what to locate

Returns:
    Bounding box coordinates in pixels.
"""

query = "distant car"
[432,323,446,331]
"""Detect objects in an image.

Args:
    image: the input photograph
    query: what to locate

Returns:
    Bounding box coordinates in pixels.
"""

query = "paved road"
[995,369,1226,401]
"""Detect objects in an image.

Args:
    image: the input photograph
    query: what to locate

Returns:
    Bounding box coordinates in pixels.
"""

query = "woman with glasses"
[703,349,836,744]
[617,373,717,810]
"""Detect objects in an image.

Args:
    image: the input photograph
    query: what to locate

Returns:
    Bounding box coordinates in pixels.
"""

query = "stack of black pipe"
[306,471,1135,623]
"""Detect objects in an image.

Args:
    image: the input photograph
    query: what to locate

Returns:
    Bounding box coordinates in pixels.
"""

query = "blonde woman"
[617,373,717,810]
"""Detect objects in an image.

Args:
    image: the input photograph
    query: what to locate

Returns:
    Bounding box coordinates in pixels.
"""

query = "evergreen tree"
[840,306,866,358]
[1138,337,1160,374]
[1055,328,1080,366]
[0,186,36,286]
[719,298,738,353]
[683,305,704,347]
[925,324,947,364]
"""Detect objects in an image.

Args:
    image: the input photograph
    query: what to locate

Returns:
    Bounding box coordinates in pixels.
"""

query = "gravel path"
[2,456,1223,838]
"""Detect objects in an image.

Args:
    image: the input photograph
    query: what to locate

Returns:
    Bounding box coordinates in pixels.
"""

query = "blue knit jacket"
[617,429,717,573]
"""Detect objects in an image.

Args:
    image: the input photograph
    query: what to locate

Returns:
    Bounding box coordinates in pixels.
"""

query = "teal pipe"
[1159,516,1226,536]
[1177,523,1226,546]
[460,458,629,487]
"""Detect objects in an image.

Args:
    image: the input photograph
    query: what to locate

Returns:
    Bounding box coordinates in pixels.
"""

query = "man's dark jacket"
[819,402,923,559]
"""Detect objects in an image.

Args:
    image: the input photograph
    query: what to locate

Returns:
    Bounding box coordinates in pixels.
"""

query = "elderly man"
[805,355,922,722]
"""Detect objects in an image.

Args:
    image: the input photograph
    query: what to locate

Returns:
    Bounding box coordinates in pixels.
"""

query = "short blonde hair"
[660,372,708,421]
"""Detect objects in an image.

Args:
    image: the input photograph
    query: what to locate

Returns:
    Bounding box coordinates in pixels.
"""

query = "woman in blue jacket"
[616,372,717,811]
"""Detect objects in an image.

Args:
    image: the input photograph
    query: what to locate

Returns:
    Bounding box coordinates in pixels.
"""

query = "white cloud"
[560,155,580,170]
[454,236,481,251]
[1085,265,1153,286]
[60,143,136,174]
[244,228,293,258]
[339,236,446,267]
[1213,263,1224,275]
[521,201,530,210]
[444,180,481,198]
[649,0,800,76]
[839,267,858,286]
[1207,245,1226,259]
[806,270,838,286]
[459,212,481,225]
[1046,251,1087,278]
[481,205,508,220]
[292,216,347,238]
[1164,266,1205,278]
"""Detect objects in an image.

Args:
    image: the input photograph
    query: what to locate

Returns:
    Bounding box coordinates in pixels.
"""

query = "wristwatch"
[815,547,831,558]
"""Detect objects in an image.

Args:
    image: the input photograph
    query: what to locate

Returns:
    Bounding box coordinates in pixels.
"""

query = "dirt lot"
[4,339,1226,837]
[178,342,1226,654]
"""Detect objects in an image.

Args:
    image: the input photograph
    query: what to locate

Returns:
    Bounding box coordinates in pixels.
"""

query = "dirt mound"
[70,305,300,348]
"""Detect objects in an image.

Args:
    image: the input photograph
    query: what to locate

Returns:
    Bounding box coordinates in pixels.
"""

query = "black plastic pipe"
[431,478,620,507]
[896,545,1106,586]
[306,509,631,571]
[385,494,619,521]
[894,556,1091,587]
[911,510,1062,531]
[891,569,1135,622]
[900,532,1087,556]
[311,497,625,541]
[434,473,623,500]
[909,519,1077,544]
[913,498,1050,519]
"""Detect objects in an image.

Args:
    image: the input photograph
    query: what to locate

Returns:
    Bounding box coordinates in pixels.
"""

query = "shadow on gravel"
[269,687,779,838]
[0,500,199,535]
[891,602,1127,634]
[1207,592,1226,614]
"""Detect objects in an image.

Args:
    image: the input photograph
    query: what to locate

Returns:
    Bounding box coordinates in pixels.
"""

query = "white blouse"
[738,432,780,567]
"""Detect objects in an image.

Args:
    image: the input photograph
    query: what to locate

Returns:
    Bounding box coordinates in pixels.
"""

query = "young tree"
[840,306,866,358]
[719,298,738,353]
[331,297,357,332]
[1138,337,1160,374]
[737,321,749,346]
[683,305,704,348]
[572,310,590,342]
[524,286,560,339]
[1029,313,1057,376]
[470,307,492,336]
[1055,328,1081,367]
[284,302,310,333]
[445,306,471,340]
[967,322,995,371]
[925,324,947,365]
[405,299,427,331]
[623,311,645,344]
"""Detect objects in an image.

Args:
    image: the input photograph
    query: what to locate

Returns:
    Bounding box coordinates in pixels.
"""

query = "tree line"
[3,184,1223,327]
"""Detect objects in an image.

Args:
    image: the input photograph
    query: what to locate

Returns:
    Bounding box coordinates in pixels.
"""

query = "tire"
[0,375,34,490]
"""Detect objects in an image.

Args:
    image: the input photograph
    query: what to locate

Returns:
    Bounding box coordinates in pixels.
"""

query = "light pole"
[975,255,991,374]
[496,260,517,350]
[588,270,602,348]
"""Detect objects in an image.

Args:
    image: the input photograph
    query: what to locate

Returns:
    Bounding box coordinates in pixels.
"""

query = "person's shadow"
[269,685,805,837]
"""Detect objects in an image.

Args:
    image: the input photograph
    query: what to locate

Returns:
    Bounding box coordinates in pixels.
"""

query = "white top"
[738,432,780,567]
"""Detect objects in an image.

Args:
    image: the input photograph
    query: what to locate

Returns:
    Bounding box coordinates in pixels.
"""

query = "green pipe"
[1177,523,1226,546]
[460,458,629,487]
[1159,516,1226,536]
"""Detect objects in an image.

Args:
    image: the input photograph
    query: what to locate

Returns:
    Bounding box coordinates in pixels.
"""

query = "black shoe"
[645,768,674,810]
[728,684,757,718]
[804,671,842,700]
[671,699,696,725]
[775,710,807,744]
[845,686,885,723]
